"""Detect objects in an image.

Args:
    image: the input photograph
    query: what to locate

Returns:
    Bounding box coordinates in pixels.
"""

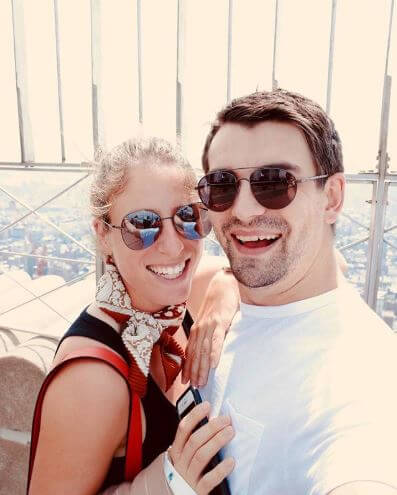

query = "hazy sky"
[0,0,395,175]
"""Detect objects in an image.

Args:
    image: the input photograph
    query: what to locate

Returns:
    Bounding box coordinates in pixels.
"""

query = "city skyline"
[1,178,397,332]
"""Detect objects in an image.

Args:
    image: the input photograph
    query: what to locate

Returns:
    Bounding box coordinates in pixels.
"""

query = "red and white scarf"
[96,261,186,397]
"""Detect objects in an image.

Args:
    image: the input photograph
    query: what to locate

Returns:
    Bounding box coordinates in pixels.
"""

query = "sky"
[0,0,396,177]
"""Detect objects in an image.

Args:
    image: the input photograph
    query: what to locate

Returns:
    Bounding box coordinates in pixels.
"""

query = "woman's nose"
[156,218,184,256]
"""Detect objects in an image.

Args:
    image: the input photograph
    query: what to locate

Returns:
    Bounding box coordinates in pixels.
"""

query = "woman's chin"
[153,285,191,308]
[146,264,194,304]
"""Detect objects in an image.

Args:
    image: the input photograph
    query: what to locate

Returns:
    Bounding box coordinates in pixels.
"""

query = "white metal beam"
[272,0,279,90]
[137,0,143,124]
[53,0,66,162]
[11,0,34,163]
[326,0,337,114]
[365,76,392,308]
[90,0,105,151]
[176,0,186,148]
[227,0,233,101]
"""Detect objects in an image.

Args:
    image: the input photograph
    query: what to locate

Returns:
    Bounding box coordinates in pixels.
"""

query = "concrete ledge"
[0,335,58,495]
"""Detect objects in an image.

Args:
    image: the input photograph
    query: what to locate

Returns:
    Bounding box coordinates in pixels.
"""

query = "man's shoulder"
[334,283,395,340]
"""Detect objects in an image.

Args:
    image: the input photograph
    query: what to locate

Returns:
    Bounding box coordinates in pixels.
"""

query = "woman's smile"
[147,258,190,280]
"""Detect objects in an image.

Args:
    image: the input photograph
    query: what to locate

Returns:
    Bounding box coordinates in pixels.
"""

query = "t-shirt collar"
[239,288,339,319]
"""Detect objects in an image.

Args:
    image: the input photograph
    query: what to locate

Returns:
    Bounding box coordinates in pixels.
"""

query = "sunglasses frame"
[196,166,328,212]
[102,202,210,250]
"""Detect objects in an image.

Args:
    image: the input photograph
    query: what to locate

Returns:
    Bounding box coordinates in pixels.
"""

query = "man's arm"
[329,481,397,494]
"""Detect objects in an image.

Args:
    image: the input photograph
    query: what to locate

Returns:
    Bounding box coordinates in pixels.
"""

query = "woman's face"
[99,163,203,312]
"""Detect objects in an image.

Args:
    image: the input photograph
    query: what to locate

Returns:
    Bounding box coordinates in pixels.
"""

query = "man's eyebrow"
[209,162,302,173]
[258,162,301,172]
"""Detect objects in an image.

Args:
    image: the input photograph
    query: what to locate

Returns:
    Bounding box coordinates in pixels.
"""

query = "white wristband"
[163,451,197,495]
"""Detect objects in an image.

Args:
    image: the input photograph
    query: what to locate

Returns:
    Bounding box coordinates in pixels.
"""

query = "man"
[198,89,397,494]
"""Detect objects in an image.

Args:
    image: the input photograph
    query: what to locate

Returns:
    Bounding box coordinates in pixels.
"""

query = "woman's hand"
[183,268,239,387]
[168,401,235,495]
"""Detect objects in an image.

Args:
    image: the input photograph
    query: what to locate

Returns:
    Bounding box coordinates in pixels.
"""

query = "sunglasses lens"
[121,210,161,250]
[198,171,237,212]
[251,168,297,209]
[174,204,212,240]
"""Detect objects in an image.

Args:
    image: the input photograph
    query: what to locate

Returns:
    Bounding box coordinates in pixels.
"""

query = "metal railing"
[0,0,396,334]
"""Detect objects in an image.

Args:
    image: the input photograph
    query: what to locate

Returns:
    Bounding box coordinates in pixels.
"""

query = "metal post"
[53,0,66,162]
[11,0,35,163]
[90,0,105,281]
[364,0,394,308]
[326,0,337,114]
[365,76,392,309]
[384,0,395,77]
[137,0,143,125]
[90,0,105,152]
[272,0,279,90]
[176,0,186,149]
[227,0,233,101]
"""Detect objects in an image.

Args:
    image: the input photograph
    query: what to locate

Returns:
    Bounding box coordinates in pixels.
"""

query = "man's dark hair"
[202,89,344,183]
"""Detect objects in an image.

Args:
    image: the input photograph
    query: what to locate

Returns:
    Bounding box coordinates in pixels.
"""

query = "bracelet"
[222,266,233,274]
[163,450,197,495]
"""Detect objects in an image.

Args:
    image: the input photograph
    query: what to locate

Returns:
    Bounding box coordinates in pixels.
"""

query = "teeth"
[236,234,280,242]
[148,261,186,279]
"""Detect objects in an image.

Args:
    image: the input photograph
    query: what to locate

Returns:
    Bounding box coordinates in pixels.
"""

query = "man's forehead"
[207,121,313,172]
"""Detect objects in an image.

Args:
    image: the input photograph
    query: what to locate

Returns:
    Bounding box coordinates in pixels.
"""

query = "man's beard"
[214,216,304,289]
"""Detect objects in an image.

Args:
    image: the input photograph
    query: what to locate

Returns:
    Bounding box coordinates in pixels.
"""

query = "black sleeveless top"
[56,308,193,490]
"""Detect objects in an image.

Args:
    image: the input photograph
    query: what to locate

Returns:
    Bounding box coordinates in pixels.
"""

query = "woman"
[27,137,238,495]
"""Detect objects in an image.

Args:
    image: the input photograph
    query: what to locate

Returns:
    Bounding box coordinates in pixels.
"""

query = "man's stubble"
[213,216,308,289]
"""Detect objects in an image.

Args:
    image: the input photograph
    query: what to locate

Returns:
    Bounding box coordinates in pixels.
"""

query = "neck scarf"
[95,260,186,397]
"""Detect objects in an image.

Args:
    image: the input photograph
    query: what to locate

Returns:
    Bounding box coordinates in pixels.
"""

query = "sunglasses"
[196,166,328,212]
[103,203,211,250]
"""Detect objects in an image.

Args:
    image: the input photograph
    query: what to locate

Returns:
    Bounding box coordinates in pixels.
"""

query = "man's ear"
[323,173,345,225]
[92,218,112,257]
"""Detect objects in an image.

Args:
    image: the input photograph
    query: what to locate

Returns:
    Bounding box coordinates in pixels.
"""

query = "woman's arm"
[28,360,130,495]
[187,255,230,319]
[184,256,240,387]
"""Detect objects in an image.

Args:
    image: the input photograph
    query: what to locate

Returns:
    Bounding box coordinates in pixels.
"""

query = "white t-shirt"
[202,282,397,495]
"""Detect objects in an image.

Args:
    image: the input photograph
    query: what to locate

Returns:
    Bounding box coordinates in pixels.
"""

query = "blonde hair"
[89,136,195,223]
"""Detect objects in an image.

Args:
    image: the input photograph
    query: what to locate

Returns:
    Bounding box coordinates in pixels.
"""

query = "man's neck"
[239,246,340,307]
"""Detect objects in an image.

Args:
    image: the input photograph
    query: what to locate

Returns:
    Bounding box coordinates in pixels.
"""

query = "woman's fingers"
[188,425,235,481]
[170,401,210,462]
[182,325,198,385]
[194,337,212,388]
[180,415,231,471]
[209,325,226,369]
[196,457,235,495]
[170,403,235,495]
[183,322,217,387]
[194,324,226,387]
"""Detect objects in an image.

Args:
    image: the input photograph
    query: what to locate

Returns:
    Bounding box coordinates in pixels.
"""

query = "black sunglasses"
[196,166,328,212]
[103,203,211,250]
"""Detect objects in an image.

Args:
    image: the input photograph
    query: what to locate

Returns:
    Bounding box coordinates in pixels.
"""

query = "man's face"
[206,121,333,295]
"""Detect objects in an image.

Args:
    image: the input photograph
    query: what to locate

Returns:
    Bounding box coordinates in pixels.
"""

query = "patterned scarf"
[96,260,186,397]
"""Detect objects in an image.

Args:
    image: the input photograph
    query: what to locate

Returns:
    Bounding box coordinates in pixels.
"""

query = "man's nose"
[230,178,267,222]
